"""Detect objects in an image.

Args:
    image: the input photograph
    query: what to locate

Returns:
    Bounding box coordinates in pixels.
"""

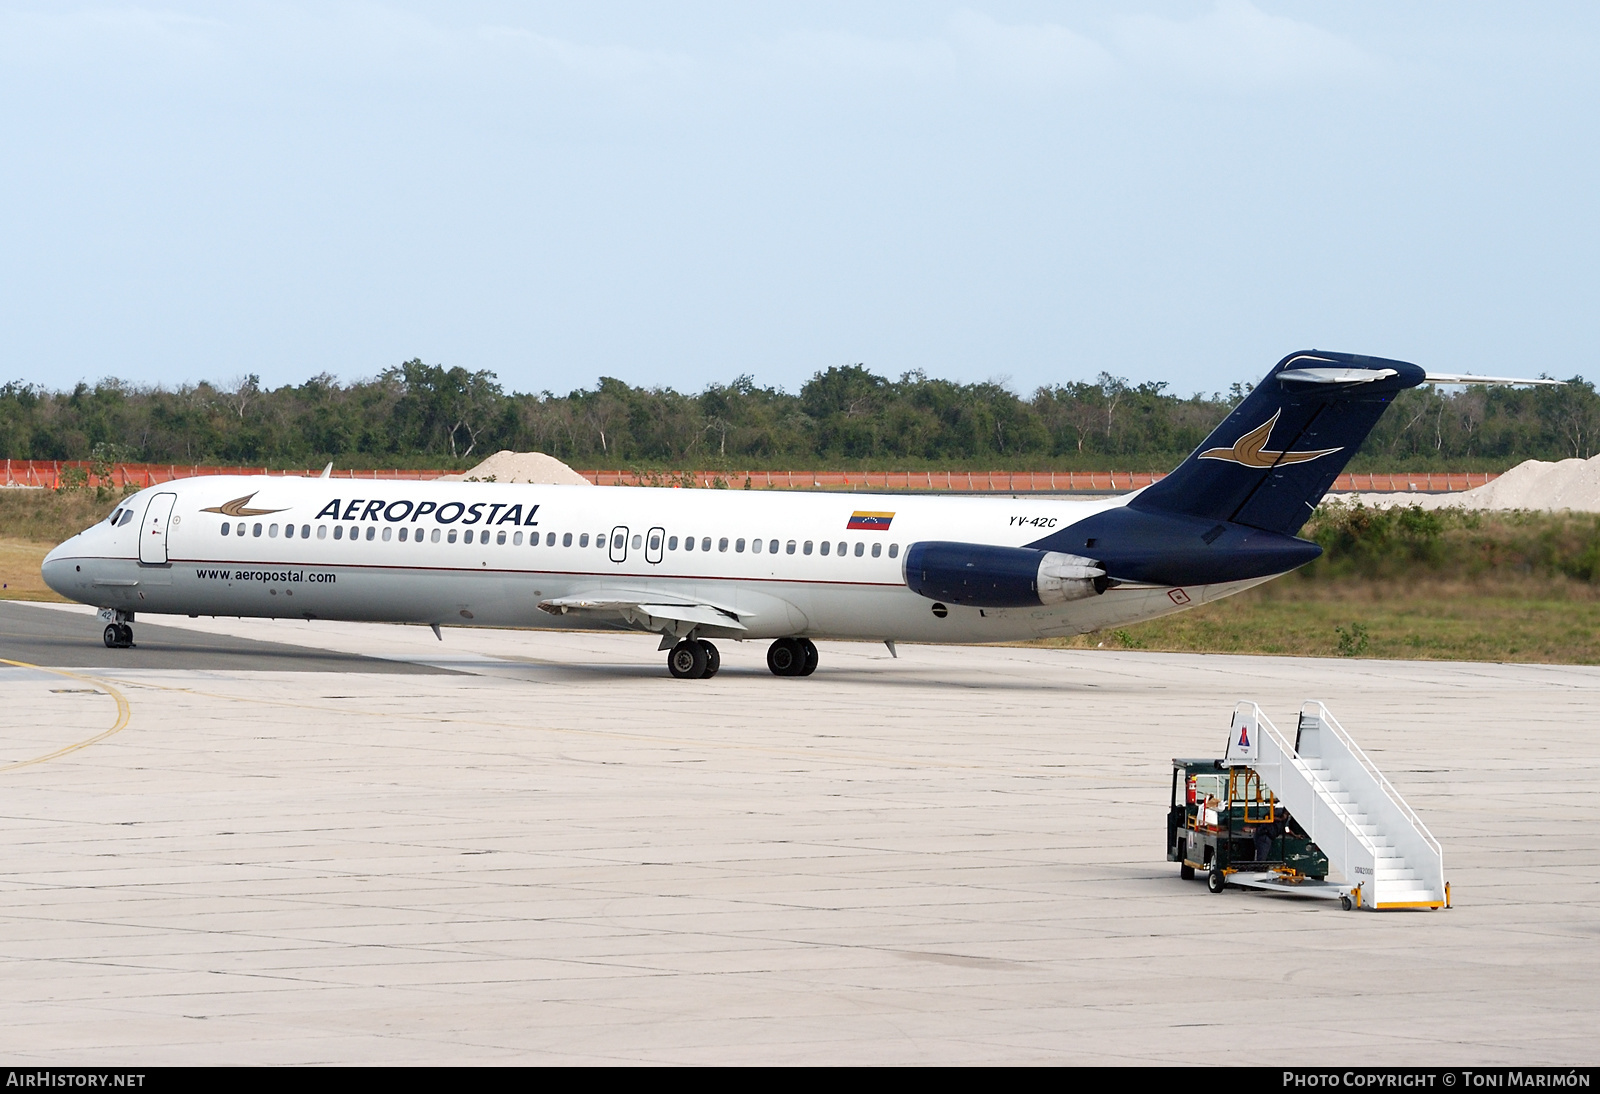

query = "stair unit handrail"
[1240,703,1380,884]
[1301,701,1445,897]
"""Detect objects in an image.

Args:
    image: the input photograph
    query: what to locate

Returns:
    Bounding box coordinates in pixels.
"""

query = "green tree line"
[2,359,1596,471]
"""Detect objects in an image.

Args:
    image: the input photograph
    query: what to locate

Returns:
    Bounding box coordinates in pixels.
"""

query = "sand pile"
[1332,453,1600,512]
[436,451,592,486]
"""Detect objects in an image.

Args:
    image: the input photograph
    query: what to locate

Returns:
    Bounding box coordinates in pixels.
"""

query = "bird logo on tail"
[1198,410,1342,468]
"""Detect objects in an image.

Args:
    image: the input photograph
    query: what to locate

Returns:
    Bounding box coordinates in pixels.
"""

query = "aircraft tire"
[698,640,720,678]
[798,639,818,676]
[766,638,802,676]
[119,624,133,647]
[668,640,708,679]
[103,624,120,649]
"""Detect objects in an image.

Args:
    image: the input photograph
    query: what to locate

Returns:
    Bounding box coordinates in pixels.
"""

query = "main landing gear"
[667,639,721,680]
[102,623,134,649]
[766,637,817,677]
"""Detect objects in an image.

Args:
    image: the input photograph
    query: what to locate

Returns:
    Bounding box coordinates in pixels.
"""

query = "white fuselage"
[42,476,1263,644]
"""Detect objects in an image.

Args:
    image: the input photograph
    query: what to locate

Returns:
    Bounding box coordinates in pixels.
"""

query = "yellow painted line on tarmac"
[0,659,131,772]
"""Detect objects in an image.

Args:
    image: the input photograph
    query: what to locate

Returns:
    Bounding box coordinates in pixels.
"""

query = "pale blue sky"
[1,2,1596,396]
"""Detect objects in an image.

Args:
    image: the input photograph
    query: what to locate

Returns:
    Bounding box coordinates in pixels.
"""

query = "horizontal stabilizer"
[1422,372,1563,386]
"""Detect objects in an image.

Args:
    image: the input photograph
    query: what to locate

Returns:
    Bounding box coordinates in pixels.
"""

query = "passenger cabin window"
[769,539,779,554]
[221,523,230,536]
[431,528,441,543]
[578,533,589,547]
[649,534,660,551]
[820,541,829,556]
[546,532,555,546]
[284,524,294,539]
[871,543,881,557]
[498,530,507,545]
[513,531,522,545]
[382,527,392,542]
[684,536,695,551]
[632,534,642,549]
[718,537,729,552]
[317,525,327,539]
[786,540,796,554]
[268,523,278,538]
[334,525,343,540]
[448,529,458,543]
[750,538,760,554]
[668,536,679,550]
[803,541,813,555]
[253,523,263,537]
[236,523,245,537]
[888,543,899,558]
[399,527,408,542]
[301,524,310,538]
[837,541,846,556]
[854,542,864,557]
[366,526,375,541]
[735,538,745,553]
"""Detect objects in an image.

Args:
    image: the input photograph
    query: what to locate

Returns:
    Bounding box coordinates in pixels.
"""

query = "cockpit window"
[118,509,135,527]
[107,509,121,525]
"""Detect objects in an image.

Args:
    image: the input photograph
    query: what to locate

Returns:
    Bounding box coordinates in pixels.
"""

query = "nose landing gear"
[102,623,134,649]
[667,639,720,679]
[766,637,818,677]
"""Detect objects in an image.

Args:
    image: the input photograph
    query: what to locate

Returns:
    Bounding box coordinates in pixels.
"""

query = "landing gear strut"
[667,639,720,680]
[767,637,818,677]
[102,623,133,649]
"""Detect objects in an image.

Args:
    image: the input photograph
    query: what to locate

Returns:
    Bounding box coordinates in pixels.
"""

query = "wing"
[537,591,748,639]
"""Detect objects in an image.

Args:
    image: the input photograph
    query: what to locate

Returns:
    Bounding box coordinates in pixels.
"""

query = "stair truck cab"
[1168,758,1332,897]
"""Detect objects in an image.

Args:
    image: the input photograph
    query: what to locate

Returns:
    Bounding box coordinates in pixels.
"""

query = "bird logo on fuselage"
[1197,410,1342,468]
[200,493,287,517]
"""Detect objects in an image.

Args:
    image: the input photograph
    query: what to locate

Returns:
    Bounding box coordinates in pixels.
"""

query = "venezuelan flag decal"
[846,511,894,531]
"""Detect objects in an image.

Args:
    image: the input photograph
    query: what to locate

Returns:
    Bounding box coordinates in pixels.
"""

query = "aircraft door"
[609,525,629,563]
[140,492,178,565]
[645,526,665,565]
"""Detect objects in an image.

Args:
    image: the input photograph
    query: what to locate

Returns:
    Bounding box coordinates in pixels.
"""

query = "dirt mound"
[1333,454,1600,511]
[435,451,592,486]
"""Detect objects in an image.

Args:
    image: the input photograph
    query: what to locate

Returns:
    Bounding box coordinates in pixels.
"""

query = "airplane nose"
[41,542,74,598]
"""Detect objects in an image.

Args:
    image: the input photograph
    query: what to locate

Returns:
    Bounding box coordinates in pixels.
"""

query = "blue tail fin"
[1129,350,1425,536]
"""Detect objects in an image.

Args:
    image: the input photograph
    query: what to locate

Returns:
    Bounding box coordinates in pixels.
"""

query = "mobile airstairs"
[1223,701,1449,911]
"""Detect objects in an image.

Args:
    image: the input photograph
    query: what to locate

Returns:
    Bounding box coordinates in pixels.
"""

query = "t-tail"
[904,351,1427,605]
[1124,350,1428,536]
[1031,350,1427,586]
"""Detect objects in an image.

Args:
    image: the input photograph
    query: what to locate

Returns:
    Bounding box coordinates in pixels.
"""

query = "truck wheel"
[1207,867,1226,894]
[1180,864,1195,881]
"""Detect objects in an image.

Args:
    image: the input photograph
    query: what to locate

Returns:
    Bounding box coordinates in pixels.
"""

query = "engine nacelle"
[903,541,1107,608]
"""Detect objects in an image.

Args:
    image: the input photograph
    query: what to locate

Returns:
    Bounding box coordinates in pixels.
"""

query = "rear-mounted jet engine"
[903,541,1107,608]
